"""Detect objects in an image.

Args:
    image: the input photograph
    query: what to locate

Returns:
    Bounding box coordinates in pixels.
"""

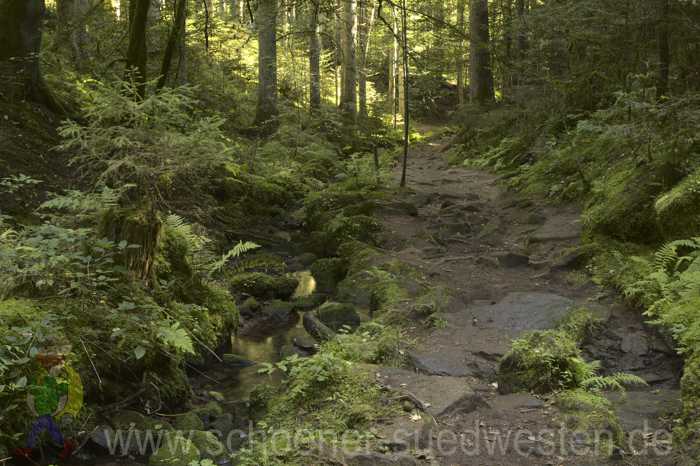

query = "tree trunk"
[388,5,398,128]
[0,0,60,110]
[309,0,322,111]
[57,0,89,70]
[157,0,186,89]
[399,0,409,188]
[357,0,376,119]
[657,0,670,99]
[339,0,357,119]
[126,0,150,98]
[469,0,494,104]
[255,0,278,132]
[230,0,238,19]
[456,0,466,105]
[515,0,527,57]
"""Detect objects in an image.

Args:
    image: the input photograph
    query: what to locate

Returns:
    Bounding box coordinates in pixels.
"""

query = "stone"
[344,452,418,466]
[191,430,226,460]
[111,410,170,432]
[239,300,296,337]
[229,272,299,300]
[293,335,318,352]
[223,353,256,367]
[173,411,204,432]
[496,252,530,268]
[194,401,224,421]
[303,312,336,342]
[315,301,361,332]
[149,434,200,466]
[209,413,235,437]
[310,257,347,293]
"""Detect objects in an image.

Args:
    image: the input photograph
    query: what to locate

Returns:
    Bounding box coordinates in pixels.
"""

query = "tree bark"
[656,0,670,100]
[399,0,409,188]
[255,0,278,132]
[469,0,494,104]
[339,0,357,119]
[126,0,150,98]
[388,4,398,128]
[157,0,186,89]
[515,0,527,57]
[456,0,466,105]
[357,0,376,119]
[309,0,322,111]
[0,0,61,110]
[57,0,89,70]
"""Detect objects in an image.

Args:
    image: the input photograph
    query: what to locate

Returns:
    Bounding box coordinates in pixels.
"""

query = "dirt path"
[371,130,682,465]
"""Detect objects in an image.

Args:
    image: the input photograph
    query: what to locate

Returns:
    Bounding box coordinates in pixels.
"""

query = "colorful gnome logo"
[14,350,83,462]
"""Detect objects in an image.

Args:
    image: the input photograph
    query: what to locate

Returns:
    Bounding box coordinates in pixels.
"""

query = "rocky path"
[371,129,682,465]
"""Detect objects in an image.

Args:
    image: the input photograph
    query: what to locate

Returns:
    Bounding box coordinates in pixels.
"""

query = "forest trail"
[370,128,682,465]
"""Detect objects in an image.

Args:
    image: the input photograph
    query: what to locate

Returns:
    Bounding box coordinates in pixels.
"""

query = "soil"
[369,128,684,465]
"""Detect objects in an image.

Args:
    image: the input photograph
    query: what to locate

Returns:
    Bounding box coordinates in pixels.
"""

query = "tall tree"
[387,4,399,128]
[515,0,527,58]
[309,0,322,110]
[255,0,279,131]
[657,0,670,99]
[469,0,495,104]
[357,0,376,119]
[157,0,187,89]
[456,0,466,105]
[340,0,358,119]
[398,0,409,187]
[0,0,61,110]
[56,0,89,70]
[126,0,151,97]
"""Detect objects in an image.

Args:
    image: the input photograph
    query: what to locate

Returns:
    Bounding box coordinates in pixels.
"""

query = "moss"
[228,272,299,300]
[111,410,171,432]
[315,302,361,332]
[173,411,204,432]
[191,430,226,460]
[193,401,224,421]
[149,433,200,466]
[310,257,347,293]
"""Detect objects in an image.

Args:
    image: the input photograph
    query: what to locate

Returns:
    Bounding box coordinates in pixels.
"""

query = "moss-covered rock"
[191,430,226,460]
[193,401,224,423]
[112,410,171,432]
[497,330,588,394]
[678,353,700,454]
[655,168,700,239]
[149,433,200,466]
[229,272,299,300]
[315,302,361,332]
[310,258,348,293]
[173,411,204,432]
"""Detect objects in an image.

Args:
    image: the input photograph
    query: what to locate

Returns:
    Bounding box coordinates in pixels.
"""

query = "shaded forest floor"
[360,127,684,465]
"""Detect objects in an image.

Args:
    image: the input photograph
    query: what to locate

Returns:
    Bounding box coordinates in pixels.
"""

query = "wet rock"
[315,301,361,331]
[293,335,319,352]
[550,247,588,271]
[496,252,530,268]
[310,257,347,293]
[223,353,256,367]
[475,256,499,268]
[525,212,546,225]
[229,272,299,300]
[303,312,336,342]
[528,214,582,243]
[280,344,307,358]
[239,300,296,337]
[238,297,261,317]
[607,390,681,432]
[296,252,318,267]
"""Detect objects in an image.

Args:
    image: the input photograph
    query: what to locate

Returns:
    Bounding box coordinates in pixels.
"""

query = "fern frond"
[654,238,700,271]
[208,241,260,276]
[582,372,647,393]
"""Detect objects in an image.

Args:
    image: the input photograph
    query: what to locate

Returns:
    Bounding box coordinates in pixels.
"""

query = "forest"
[1,0,699,465]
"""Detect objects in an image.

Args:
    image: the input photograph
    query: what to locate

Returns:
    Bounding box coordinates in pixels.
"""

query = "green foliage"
[58,81,238,206]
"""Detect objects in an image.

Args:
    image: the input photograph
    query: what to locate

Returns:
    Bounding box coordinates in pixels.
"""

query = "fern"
[654,237,700,272]
[581,372,647,393]
[207,241,260,276]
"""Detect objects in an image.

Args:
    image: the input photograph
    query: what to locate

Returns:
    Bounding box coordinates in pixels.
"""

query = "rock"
[297,252,318,267]
[149,434,200,466]
[191,431,226,460]
[292,293,326,311]
[209,413,234,437]
[528,214,582,243]
[475,256,499,268]
[173,411,204,432]
[310,257,347,293]
[606,389,681,432]
[550,247,588,271]
[229,272,299,300]
[111,410,171,432]
[293,335,318,352]
[525,212,546,225]
[194,401,224,422]
[208,391,226,402]
[344,452,418,466]
[315,301,361,331]
[238,297,261,317]
[496,252,530,268]
[91,426,142,456]
[303,312,337,342]
[223,353,256,367]
[280,344,307,358]
[382,200,419,217]
[239,300,296,337]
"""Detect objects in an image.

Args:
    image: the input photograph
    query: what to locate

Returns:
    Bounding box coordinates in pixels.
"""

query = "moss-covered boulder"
[193,401,224,423]
[112,410,171,432]
[315,302,361,332]
[497,330,588,394]
[149,433,200,466]
[229,272,299,300]
[655,168,700,239]
[191,430,226,460]
[172,411,204,432]
[239,300,296,337]
[310,257,348,293]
